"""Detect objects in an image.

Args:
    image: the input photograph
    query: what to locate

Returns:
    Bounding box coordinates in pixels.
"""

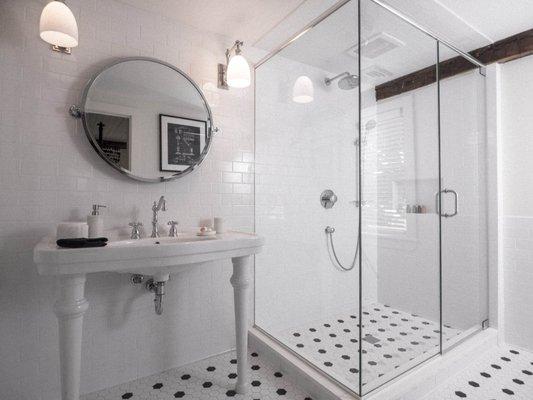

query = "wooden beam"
[376,28,533,101]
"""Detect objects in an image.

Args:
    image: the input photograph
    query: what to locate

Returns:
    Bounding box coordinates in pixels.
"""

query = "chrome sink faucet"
[151,196,166,238]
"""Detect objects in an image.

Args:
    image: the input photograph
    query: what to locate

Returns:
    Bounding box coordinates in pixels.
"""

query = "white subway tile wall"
[502,217,533,350]
[501,54,533,351]
[0,0,260,398]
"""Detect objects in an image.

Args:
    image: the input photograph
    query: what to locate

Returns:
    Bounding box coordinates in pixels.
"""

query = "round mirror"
[80,57,213,182]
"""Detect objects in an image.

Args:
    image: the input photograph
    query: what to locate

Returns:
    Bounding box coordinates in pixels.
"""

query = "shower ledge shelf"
[34,231,264,400]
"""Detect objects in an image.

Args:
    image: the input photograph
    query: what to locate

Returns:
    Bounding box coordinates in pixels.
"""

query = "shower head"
[338,74,359,90]
[324,71,359,90]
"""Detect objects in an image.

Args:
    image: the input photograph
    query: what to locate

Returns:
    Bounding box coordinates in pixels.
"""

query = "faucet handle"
[129,222,143,239]
[167,221,178,237]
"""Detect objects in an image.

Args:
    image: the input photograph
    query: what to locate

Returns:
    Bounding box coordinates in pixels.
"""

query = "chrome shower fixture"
[324,72,359,90]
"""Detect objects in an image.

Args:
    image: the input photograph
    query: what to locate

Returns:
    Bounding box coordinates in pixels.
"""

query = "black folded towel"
[56,237,108,248]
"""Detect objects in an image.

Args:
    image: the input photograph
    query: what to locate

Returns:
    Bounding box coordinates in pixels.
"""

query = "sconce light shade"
[227,55,251,88]
[292,76,314,103]
[40,1,79,49]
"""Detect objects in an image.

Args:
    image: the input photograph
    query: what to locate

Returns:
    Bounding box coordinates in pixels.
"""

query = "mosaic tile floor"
[83,350,312,400]
[423,346,533,400]
[278,302,462,390]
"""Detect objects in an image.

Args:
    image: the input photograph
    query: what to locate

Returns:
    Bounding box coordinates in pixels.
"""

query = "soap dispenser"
[87,204,106,238]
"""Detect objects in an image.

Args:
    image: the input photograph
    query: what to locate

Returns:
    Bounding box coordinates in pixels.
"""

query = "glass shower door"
[438,43,488,350]
[359,0,441,393]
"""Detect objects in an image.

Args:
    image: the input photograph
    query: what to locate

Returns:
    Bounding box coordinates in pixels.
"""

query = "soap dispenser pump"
[87,204,106,238]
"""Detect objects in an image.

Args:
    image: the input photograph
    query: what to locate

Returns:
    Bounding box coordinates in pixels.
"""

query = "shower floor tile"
[423,346,533,400]
[83,349,312,400]
[278,302,462,391]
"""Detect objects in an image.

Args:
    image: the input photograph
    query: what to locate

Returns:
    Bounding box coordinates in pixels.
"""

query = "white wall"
[500,54,533,351]
[0,1,257,399]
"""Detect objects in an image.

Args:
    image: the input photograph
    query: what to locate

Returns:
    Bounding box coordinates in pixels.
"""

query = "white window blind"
[362,102,412,235]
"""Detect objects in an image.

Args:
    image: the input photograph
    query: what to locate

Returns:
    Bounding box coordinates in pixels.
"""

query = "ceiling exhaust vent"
[346,32,405,59]
[362,65,394,80]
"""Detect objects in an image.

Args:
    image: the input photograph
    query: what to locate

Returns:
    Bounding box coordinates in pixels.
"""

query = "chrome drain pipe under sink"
[131,273,169,315]
[146,279,165,315]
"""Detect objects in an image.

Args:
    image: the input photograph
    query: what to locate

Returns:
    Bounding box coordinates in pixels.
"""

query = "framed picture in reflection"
[160,114,207,172]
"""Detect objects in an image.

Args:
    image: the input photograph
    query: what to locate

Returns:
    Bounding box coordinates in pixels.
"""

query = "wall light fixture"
[218,40,251,89]
[292,76,314,103]
[39,0,78,54]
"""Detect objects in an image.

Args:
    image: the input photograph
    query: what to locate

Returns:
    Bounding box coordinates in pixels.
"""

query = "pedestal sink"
[34,231,264,400]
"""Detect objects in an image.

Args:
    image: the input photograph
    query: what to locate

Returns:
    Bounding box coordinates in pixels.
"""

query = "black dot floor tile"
[278,302,461,390]
[422,346,533,399]
[83,350,313,400]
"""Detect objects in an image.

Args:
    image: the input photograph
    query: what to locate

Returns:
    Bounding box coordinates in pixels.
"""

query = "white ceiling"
[433,0,533,42]
[118,0,533,59]
[273,0,450,88]
[251,0,533,88]
[252,0,533,59]
[119,0,533,81]
[117,0,306,44]
[381,0,533,52]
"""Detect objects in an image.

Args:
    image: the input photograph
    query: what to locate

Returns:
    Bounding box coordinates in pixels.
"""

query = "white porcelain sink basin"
[33,230,264,400]
[110,234,218,247]
[34,231,263,276]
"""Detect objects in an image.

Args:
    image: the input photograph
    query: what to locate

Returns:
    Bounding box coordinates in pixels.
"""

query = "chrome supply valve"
[130,274,145,284]
[129,222,143,239]
[325,226,336,234]
[167,221,179,237]
[320,189,338,209]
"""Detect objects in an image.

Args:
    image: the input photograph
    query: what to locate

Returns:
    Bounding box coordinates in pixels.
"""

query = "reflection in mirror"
[82,58,213,182]
[86,113,131,170]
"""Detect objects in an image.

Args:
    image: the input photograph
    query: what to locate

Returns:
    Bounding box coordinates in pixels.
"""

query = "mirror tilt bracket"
[69,105,82,119]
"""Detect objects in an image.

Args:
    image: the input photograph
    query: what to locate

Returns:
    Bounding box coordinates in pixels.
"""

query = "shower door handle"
[435,188,458,218]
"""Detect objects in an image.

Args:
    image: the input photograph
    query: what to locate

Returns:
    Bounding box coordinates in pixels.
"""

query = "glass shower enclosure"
[254,0,487,396]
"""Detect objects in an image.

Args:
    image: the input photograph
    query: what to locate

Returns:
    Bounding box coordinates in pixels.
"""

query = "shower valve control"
[320,189,338,209]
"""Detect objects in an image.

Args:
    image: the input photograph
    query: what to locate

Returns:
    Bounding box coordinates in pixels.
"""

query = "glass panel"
[438,43,488,350]
[254,1,362,395]
[359,0,441,393]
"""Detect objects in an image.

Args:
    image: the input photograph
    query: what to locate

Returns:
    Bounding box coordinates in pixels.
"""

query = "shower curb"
[250,327,497,400]
[249,327,359,400]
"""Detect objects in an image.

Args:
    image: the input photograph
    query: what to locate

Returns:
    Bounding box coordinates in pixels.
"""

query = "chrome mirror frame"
[70,57,216,183]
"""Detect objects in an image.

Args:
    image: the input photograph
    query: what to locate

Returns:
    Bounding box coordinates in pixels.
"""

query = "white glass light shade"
[40,1,79,48]
[227,54,251,88]
[292,76,314,103]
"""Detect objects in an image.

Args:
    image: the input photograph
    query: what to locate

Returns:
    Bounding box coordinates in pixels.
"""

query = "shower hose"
[325,226,360,271]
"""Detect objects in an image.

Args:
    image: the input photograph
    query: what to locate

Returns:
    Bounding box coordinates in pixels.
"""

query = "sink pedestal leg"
[54,274,89,400]
[230,255,252,395]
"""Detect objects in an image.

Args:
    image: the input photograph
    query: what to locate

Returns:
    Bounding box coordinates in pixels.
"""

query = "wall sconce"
[39,0,79,54]
[218,40,251,89]
[292,76,314,103]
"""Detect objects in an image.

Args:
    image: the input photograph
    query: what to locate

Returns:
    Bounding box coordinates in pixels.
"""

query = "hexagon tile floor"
[278,302,462,389]
[83,350,312,400]
[423,346,533,399]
